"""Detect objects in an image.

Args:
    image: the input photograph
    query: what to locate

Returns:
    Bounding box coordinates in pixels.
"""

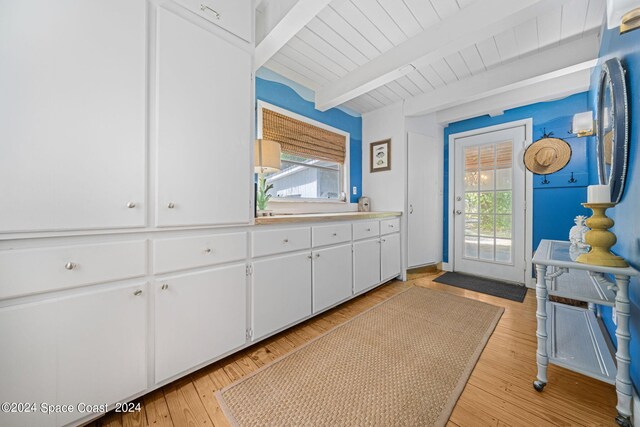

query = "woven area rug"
[216,287,503,427]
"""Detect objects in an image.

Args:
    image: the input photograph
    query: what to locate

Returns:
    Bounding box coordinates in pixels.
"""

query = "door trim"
[447,119,534,287]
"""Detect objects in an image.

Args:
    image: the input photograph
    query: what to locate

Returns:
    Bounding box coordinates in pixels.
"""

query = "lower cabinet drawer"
[155,264,247,383]
[153,232,247,274]
[352,220,380,241]
[252,227,311,257]
[0,240,147,300]
[380,217,400,235]
[312,223,351,247]
[252,252,312,340]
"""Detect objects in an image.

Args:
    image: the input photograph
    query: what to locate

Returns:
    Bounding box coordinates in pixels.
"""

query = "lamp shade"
[254,139,281,174]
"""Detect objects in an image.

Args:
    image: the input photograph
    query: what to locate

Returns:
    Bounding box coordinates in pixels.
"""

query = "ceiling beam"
[435,69,592,125]
[315,0,577,111]
[403,33,599,117]
[255,0,333,71]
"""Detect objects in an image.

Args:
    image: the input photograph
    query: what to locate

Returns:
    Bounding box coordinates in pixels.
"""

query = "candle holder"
[576,203,628,267]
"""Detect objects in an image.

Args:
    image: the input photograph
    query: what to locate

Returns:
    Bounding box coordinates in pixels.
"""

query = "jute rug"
[216,286,504,426]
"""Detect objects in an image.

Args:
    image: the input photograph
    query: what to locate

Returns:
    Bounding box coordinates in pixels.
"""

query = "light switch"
[352,186,357,195]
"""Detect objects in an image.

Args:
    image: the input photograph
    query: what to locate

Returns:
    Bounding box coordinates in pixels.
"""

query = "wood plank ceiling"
[256,0,605,115]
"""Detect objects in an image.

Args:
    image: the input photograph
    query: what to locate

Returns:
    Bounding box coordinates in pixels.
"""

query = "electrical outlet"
[352,186,357,195]
[613,307,617,326]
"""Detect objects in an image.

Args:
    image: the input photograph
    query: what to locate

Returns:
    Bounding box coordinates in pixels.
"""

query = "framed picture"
[370,139,391,172]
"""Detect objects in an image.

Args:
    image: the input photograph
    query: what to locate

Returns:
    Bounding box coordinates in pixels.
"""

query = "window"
[265,153,342,200]
[258,102,349,201]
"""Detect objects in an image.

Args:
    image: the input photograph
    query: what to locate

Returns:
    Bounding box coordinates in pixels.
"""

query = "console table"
[533,240,638,427]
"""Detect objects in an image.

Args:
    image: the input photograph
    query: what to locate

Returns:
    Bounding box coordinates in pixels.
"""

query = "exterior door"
[453,126,526,284]
[407,132,441,267]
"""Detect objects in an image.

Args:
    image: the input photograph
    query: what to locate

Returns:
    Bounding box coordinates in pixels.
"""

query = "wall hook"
[568,172,577,183]
[541,175,550,185]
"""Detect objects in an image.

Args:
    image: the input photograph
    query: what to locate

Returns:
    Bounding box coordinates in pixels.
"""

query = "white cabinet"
[381,233,401,281]
[0,0,147,232]
[353,239,382,294]
[154,264,246,383]
[312,244,353,313]
[252,252,312,340]
[0,282,148,427]
[173,0,253,42]
[155,6,251,227]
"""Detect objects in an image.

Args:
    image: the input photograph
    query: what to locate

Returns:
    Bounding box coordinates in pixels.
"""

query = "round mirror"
[596,58,629,204]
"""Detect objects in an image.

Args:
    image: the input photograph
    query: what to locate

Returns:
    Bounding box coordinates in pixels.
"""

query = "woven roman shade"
[262,108,346,164]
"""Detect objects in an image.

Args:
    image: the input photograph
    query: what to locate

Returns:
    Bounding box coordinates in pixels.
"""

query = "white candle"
[587,185,611,203]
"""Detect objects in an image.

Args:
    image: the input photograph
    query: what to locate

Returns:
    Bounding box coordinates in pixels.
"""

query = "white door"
[56,283,148,426]
[155,6,251,227]
[0,282,148,427]
[353,239,381,293]
[381,233,401,281]
[0,0,147,232]
[155,264,246,383]
[312,244,353,313]
[252,252,312,340]
[407,132,442,267]
[453,126,526,284]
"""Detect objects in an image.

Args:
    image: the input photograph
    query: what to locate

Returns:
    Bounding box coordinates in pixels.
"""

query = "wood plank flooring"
[90,272,617,426]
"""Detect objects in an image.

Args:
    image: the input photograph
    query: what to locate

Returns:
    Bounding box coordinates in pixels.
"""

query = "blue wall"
[588,25,640,390]
[443,93,593,263]
[255,75,363,203]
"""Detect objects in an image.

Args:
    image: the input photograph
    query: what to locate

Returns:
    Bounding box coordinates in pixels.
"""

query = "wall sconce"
[572,111,594,137]
[607,0,640,33]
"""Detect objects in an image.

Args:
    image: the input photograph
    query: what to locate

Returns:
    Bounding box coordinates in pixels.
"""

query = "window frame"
[257,100,350,203]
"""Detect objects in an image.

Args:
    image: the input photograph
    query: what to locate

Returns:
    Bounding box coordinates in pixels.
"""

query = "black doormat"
[434,272,527,303]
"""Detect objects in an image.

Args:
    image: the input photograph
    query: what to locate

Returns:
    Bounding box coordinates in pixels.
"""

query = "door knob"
[455,210,463,215]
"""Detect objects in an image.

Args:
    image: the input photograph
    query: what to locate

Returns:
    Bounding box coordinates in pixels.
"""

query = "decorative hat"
[523,131,572,174]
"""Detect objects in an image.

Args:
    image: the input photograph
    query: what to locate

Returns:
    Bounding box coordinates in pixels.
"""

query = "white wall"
[361,104,444,275]
[361,103,406,212]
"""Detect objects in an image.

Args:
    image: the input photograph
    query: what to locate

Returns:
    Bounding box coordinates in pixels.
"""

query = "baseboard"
[633,386,638,426]
[441,262,453,272]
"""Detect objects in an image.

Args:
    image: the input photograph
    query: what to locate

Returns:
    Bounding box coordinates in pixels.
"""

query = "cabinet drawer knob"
[127,202,136,208]
[389,224,394,228]
[134,289,143,296]
[64,262,76,270]
[167,202,175,209]
[204,248,212,254]
[161,284,169,290]
[200,4,220,19]
[283,238,289,244]
[332,233,337,237]
[366,228,371,232]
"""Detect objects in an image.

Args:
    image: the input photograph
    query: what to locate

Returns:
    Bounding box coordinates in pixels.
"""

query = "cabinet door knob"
[307,254,313,259]
[315,253,320,258]
[168,202,175,209]
[381,239,386,243]
[127,202,136,208]
[134,289,143,296]
[64,262,76,270]
[161,284,169,290]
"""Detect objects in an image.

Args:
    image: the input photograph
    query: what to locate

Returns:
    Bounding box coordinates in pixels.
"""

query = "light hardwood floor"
[91,271,617,427]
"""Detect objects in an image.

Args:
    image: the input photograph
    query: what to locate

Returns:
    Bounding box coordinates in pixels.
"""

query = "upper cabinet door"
[173,0,253,42]
[155,7,251,227]
[0,0,147,233]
